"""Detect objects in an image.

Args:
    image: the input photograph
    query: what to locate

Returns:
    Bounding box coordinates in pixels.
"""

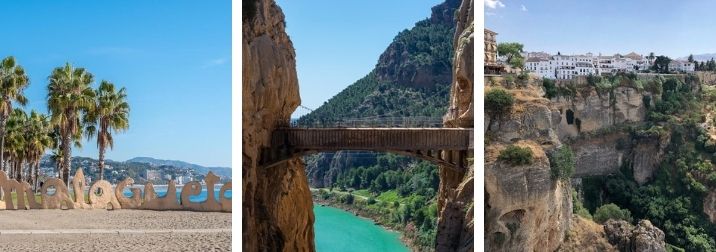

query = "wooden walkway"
[260,128,473,170]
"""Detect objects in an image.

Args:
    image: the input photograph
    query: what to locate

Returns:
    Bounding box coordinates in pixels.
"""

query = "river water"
[313,205,409,252]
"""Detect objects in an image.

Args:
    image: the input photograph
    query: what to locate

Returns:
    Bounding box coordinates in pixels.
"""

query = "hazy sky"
[276,0,444,118]
[0,1,231,167]
[485,0,716,58]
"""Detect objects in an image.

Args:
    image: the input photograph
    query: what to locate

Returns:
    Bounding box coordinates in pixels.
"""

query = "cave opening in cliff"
[566,109,575,125]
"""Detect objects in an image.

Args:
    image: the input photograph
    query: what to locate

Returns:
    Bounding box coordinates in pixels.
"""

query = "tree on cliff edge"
[497,42,525,69]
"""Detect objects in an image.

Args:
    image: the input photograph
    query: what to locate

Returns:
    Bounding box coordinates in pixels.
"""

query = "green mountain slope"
[299,0,460,250]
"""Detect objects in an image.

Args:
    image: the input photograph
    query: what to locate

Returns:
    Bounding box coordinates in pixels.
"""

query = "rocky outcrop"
[485,142,572,252]
[552,87,653,139]
[570,133,628,178]
[484,78,561,144]
[630,133,669,185]
[243,1,314,251]
[568,129,667,183]
[373,0,459,88]
[558,216,617,252]
[705,191,716,224]
[436,0,474,251]
[604,220,666,252]
[485,77,573,251]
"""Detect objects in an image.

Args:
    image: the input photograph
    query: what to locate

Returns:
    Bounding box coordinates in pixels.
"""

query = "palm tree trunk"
[62,132,72,186]
[99,144,105,181]
[0,115,6,173]
[32,160,39,191]
[14,160,21,182]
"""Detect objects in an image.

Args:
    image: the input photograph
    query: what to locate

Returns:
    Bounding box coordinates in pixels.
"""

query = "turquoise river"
[314,205,409,252]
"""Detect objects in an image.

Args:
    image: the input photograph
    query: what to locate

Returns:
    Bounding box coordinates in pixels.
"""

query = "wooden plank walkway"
[271,128,472,151]
[261,128,473,170]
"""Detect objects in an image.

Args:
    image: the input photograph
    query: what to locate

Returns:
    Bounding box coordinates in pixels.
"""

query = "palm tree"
[47,63,96,185]
[24,111,53,189]
[84,80,129,180]
[0,56,29,173]
[4,109,27,181]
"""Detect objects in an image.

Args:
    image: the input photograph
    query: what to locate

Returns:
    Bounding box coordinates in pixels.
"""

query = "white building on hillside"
[524,51,683,79]
[669,60,695,72]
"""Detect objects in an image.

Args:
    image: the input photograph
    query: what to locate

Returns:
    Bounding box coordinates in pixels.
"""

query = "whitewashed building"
[669,60,695,72]
[523,51,686,79]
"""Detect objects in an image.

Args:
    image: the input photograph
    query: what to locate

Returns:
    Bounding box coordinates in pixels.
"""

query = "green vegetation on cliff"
[497,145,533,166]
[581,74,716,251]
[297,73,450,124]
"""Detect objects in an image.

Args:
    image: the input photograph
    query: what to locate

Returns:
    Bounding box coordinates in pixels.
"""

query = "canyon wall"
[242,1,314,251]
[436,0,474,251]
[551,82,653,139]
[548,76,667,182]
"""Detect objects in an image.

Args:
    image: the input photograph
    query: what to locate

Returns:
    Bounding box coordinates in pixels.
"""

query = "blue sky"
[485,0,716,58]
[276,0,444,118]
[0,1,231,167]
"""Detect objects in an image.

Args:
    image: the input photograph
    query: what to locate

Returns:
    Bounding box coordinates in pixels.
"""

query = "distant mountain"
[126,157,231,178]
[679,53,716,62]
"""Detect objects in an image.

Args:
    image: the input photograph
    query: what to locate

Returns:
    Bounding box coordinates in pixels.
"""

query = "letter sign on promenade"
[0,170,231,212]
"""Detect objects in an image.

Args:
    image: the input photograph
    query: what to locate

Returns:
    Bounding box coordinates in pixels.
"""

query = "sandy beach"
[0,209,231,251]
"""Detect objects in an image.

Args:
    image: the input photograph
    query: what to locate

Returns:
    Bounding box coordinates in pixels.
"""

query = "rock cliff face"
[570,133,627,178]
[436,0,474,251]
[706,191,716,224]
[374,1,459,89]
[552,86,653,139]
[485,141,572,251]
[484,79,571,250]
[243,1,314,251]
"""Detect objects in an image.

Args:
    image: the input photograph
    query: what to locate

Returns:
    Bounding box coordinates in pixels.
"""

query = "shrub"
[542,78,557,99]
[504,75,515,87]
[367,197,376,205]
[572,189,592,220]
[517,72,530,86]
[498,145,533,166]
[593,203,633,224]
[549,146,575,181]
[485,88,514,117]
[318,189,330,200]
[341,193,355,205]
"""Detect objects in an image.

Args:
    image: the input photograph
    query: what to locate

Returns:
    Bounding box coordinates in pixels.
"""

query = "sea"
[122,184,231,202]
